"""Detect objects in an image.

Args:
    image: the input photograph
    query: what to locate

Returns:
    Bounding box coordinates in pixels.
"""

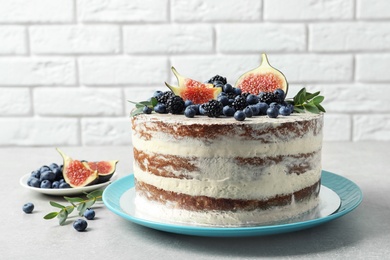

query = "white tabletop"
[1,142,388,259]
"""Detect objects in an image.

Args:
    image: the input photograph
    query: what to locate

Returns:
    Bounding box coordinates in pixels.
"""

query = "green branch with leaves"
[286,87,326,114]
[43,190,103,225]
[128,97,158,117]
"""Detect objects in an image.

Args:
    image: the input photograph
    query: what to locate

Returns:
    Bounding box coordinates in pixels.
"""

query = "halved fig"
[165,67,222,104]
[235,53,288,95]
[56,148,98,188]
[87,160,118,183]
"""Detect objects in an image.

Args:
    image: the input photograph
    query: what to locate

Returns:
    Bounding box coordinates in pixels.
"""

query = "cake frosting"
[131,112,323,226]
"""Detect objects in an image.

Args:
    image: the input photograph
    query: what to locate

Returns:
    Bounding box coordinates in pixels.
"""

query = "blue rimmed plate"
[103,171,362,237]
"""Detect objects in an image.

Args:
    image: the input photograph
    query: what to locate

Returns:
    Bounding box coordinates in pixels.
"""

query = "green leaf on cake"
[288,87,326,114]
[128,97,157,117]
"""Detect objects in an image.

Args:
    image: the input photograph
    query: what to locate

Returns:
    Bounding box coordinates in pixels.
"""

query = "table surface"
[1,142,388,260]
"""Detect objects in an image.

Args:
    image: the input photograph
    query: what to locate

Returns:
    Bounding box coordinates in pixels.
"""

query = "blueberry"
[234,110,246,121]
[153,90,163,98]
[217,92,227,98]
[267,107,279,118]
[189,104,200,115]
[249,104,260,116]
[287,103,294,113]
[27,176,39,186]
[217,95,229,106]
[23,203,34,214]
[274,89,285,100]
[59,178,65,183]
[246,94,259,105]
[228,99,234,105]
[233,88,242,95]
[142,106,152,114]
[184,100,193,107]
[39,171,56,182]
[39,165,51,173]
[40,180,52,189]
[84,208,95,220]
[52,167,63,181]
[59,182,71,189]
[30,170,40,179]
[223,83,234,93]
[52,181,60,189]
[73,219,88,232]
[29,178,41,188]
[269,102,281,109]
[154,104,167,114]
[279,106,292,116]
[184,107,196,118]
[222,106,235,117]
[244,106,253,118]
[257,102,269,115]
[49,163,59,171]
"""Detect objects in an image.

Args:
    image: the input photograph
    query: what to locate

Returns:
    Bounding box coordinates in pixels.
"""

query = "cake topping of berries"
[128,54,326,118]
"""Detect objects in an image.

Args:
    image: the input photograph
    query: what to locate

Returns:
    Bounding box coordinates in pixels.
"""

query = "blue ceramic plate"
[103,171,362,237]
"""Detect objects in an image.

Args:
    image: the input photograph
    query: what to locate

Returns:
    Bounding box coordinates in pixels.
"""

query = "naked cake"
[129,53,325,226]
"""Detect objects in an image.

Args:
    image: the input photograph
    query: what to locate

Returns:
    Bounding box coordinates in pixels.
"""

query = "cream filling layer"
[132,133,323,158]
[134,163,321,200]
[136,150,321,181]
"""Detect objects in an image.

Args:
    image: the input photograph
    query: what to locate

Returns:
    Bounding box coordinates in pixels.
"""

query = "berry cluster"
[27,163,71,189]
[145,75,294,121]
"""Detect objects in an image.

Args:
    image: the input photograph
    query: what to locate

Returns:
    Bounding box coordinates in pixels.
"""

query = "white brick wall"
[0,0,389,146]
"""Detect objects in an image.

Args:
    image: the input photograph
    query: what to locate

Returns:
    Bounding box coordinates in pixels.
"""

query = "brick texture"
[0,1,389,146]
[172,0,262,22]
[264,0,354,20]
[0,58,76,86]
[0,0,73,23]
[30,26,120,54]
[0,26,26,54]
[124,25,213,54]
[77,0,168,22]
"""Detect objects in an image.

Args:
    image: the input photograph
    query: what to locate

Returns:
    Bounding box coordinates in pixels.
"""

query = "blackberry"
[259,92,281,104]
[232,95,247,111]
[166,96,185,114]
[207,75,227,85]
[157,91,175,105]
[202,100,223,118]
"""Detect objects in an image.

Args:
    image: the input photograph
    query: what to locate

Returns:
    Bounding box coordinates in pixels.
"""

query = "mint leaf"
[304,103,320,114]
[86,189,103,199]
[312,95,324,104]
[64,196,84,203]
[50,201,66,209]
[288,87,325,114]
[316,103,326,113]
[58,209,68,225]
[43,212,58,220]
[305,91,320,100]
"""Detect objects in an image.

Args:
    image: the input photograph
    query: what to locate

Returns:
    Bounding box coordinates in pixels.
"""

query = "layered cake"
[130,53,325,226]
[131,113,323,226]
